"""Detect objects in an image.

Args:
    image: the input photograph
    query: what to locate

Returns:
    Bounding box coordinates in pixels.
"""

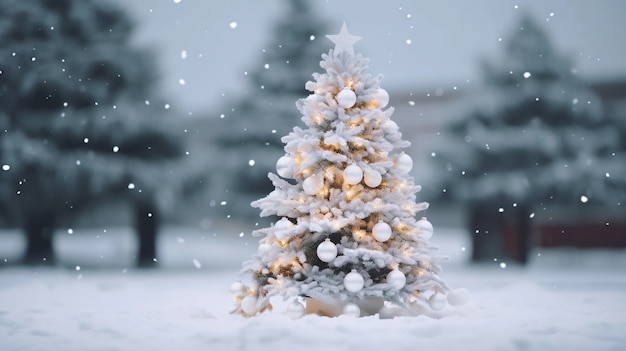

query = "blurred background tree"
[429,13,624,264]
[0,0,189,266]
[210,0,332,222]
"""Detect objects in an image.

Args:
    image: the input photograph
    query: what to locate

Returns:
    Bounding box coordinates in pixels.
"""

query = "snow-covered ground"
[1,226,625,351]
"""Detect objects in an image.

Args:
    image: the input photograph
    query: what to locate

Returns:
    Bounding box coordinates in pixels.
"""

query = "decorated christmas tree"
[231,23,467,318]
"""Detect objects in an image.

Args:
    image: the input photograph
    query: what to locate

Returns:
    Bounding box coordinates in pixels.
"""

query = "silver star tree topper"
[326,22,362,56]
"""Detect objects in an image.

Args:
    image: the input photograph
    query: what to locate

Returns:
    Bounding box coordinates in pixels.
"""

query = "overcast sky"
[114,0,626,113]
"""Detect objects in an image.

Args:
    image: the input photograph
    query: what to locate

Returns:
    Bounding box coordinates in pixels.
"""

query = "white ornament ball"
[363,169,382,188]
[229,281,245,294]
[342,303,361,317]
[428,292,447,311]
[286,300,305,319]
[344,270,365,293]
[316,238,338,263]
[396,153,413,173]
[384,119,399,133]
[337,88,357,108]
[343,164,363,185]
[258,243,271,256]
[372,221,392,242]
[417,217,434,239]
[386,269,406,290]
[447,288,470,306]
[375,88,390,109]
[303,173,324,196]
[276,155,293,178]
[240,295,258,315]
[274,217,294,240]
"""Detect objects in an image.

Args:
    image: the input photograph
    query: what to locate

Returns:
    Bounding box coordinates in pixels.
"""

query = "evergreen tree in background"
[0,0,185,265]
[212,0,331,220]
[431,14,622,263]
[231,24,467,319]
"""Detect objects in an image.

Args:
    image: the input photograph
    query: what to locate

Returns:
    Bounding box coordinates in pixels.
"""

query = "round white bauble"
[344,270,365,293]
[372,221,392,242]
[240,295,258,315]
[343,164,363,185]
[258,243,271,256]
[286,300,305,319]
[428,292,447,311]
[417,217,434,239]
[375,88,390,109]
[229,281,245,294]
[363,169,382,188]
[386,269,406,290]
[303,173,324,195]
[276,155,293,178]
[396,153,413,173]
[342,303,361,317]
[317,238,338,263]
[274,217,294,240]
[384,119,399,133]
[447,288,470,306]
[337,88,357,108]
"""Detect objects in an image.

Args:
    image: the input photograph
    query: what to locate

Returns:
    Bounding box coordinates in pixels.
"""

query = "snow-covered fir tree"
[231,23,467,318]
[0,0,187,265]
[211,0,331,221]
[430,14,622,263]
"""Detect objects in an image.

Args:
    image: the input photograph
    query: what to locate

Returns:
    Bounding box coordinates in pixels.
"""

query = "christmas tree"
[231,23,467,318]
